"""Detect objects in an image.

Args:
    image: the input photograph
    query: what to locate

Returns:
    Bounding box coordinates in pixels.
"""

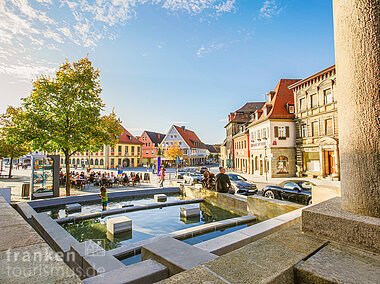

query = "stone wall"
[180,185,248,216]
[181,185,303,219]
[247,195,303,220]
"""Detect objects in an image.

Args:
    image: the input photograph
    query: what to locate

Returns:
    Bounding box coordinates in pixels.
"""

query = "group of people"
[59,170,144,189]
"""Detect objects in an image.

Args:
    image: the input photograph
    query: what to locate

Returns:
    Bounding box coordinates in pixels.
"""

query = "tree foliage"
[20,57,122,195]
[164,145,183,160]
[0,107,30,178]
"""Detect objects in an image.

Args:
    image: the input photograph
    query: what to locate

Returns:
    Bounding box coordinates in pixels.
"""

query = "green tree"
[20,57,122,196]
[0,107,30,178]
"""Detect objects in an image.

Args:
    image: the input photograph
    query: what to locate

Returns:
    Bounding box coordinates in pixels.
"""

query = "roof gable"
[173,125,207,149]
[118,124,142,144]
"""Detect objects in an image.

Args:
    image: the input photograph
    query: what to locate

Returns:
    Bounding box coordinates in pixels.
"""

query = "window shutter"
[286,126,290,138]
[274,126,279,137]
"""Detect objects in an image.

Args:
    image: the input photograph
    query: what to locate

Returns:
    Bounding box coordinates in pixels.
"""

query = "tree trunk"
[8,157,13,179]
[65,153,71,196]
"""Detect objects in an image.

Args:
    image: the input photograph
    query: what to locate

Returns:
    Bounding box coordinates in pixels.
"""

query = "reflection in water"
[62,202,240,250]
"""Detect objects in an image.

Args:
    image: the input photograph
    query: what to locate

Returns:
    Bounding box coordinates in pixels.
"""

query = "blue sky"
[0,0,335,144]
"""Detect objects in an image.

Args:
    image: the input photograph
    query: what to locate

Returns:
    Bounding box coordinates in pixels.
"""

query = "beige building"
[289,65,340,180]
[63,124,142,169]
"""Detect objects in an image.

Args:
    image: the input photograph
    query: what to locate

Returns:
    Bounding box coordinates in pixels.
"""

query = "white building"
[160,125,208,166]
[248,79,300,178]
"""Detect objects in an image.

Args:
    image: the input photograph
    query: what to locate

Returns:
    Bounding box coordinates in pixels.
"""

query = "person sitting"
[132,173,141,186]
[122,174,130,186]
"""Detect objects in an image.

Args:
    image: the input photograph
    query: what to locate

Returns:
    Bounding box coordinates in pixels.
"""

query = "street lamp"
[263,137,268,181]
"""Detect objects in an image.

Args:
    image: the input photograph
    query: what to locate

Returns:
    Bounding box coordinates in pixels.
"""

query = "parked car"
[262,180,315,205]
[183,172,203,185]
[227,174,258,196]
[176,170,187,179]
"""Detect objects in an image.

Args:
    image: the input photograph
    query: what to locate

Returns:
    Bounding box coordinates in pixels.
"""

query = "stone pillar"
[333,0,380,217]
[318,147,324,177]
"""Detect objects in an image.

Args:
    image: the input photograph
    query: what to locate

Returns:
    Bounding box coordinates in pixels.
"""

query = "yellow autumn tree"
[164,145,183,160]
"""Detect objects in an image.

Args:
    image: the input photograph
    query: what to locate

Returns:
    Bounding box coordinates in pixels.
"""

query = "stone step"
[82,259,168,284]
[141,237,217,276]
[294,243,380,284]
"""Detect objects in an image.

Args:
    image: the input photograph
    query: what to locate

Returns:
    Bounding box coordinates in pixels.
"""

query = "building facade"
[160,125,209,166]
[232,126,250,173]
[248,79,300,178]
[289,65,339,179]
[221,102,265,169]
[139,131,165,165]
[65,124,142,169]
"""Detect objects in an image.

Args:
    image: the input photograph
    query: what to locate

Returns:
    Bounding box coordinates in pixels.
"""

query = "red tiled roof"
[118,124,142,145]
[173,125,206,149]
[249,79,300,126]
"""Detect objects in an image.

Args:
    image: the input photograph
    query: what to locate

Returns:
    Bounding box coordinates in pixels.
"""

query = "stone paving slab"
[294,243,380,284]
[83,259,169,284]
[141,237,217,276]
[158,265,227,284]
[162,224,327,284]
[0,243,80,284]
[0,224,45,252]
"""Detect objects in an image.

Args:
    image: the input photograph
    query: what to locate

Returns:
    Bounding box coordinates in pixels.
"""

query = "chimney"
[158,134,161,139]
[181,126,185,130]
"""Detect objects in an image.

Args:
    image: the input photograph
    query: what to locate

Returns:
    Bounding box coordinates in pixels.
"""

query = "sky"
[0,0,335,144]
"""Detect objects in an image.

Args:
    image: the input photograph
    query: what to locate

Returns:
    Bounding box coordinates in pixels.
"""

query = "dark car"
[176,170,187,179]
[227,174,258,196]
[262,180,315,205]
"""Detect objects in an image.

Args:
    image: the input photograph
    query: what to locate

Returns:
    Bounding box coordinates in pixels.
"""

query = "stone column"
[333,0,380,217]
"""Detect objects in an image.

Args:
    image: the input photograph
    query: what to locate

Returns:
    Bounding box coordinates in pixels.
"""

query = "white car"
[182,172,203,185]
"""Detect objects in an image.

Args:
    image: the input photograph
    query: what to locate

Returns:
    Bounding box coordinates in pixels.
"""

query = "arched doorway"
[123,158,130,168]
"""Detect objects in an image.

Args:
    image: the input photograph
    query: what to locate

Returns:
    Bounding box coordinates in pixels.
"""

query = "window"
[311,121,319,137]
[95,159,98,166]
[179,142,182,145]
[118,146,122,153]
[100,159,104,166]
[110,158,114,166]
[301,124,308,138]
[125,146,128,154]
[325,119,333,135]
[310,94,318,108]
[288,105,295,114]
[90,159,93,165]
[277,156,289,174]
[299,98,306,111]
[275,126,289,139]
[263,128,267,139]
[283,182,298,190]
[131,146,135,154]
[323,89,333,105]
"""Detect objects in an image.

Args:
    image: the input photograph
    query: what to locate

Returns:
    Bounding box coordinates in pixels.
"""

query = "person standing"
[158,166,166,187]
[215,167,232,193]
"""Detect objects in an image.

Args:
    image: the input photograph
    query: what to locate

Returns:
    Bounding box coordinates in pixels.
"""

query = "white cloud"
[0,0,237,81]
[196,42,225,57]
[259,0,281,19]
[215,0,235,13]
